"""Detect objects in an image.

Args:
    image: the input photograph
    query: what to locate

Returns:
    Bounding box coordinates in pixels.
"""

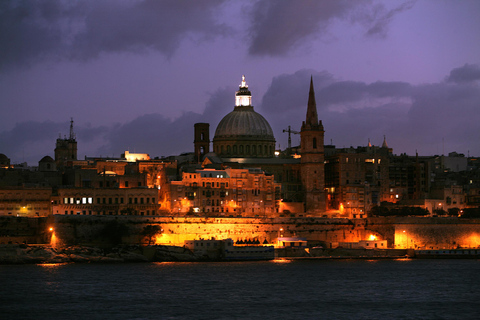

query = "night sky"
[1,0,480,165]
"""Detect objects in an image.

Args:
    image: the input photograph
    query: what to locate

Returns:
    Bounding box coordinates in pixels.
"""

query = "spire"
[382,135,388,148]
[305,76,318,127]
[368,138,372,147]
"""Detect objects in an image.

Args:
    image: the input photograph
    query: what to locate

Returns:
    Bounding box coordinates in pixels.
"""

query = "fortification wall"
[23,215,480,250]
[367,217,480,249]
[52,215,370,247]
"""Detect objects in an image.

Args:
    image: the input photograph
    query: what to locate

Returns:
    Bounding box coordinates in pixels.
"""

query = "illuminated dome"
[213,76,275,158]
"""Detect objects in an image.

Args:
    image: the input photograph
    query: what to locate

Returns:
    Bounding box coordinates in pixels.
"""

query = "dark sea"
[1,259,479,320]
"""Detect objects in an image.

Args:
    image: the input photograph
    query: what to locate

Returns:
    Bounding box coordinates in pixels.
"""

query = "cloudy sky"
[1,0,480,165]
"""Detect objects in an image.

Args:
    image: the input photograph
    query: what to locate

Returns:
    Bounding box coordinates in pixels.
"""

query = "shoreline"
[1,244,479,265]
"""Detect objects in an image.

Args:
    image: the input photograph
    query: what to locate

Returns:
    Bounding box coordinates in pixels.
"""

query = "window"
[313,138,317,149]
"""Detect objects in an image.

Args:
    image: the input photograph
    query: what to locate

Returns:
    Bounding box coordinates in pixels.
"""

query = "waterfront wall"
[3,215,480,250]
[367,217,480,249]
[52,215,370,247]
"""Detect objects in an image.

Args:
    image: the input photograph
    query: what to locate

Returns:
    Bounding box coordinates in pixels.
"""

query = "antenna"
[69,117,76,140]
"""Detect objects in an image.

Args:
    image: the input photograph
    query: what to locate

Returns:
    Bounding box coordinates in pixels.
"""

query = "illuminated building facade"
[170,168,280,217]
[53,187,160,216]
[325,145,390,218]
[0,187,52,217]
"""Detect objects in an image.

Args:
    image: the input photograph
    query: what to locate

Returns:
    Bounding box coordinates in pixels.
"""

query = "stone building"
[325,148,390,219]
[0,187,52,217]
[53,187,160,216]
[54,118,77,169]
[170,167,280,217]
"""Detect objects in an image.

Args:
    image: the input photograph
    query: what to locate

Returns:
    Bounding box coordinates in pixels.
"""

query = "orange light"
[49,227,54,232]
[368,234,377,241]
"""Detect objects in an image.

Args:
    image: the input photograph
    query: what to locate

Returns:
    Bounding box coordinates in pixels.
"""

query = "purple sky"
[1,0,480,165]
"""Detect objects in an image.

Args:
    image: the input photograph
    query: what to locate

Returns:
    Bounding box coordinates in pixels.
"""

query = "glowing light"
[50,232,58,247]
[368,234,377,241]
[38,263,68,268]
[272,259,291,264]
[339,203,345,214]
[49,227,54,232]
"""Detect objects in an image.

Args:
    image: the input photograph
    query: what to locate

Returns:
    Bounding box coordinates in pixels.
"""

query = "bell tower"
[300,77,326,214]
[55,118,78,169]
[194,123,210,162]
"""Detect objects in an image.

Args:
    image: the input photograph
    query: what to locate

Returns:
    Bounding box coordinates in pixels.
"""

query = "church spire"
[305,76,318,127]
[382,135,388,148]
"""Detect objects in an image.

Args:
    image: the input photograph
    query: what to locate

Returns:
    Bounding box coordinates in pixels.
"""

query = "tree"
[141,225,162,245]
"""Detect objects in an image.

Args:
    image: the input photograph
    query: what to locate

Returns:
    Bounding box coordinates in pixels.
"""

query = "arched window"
[313,138,317,149]
[233,145,237,154]
[264,145,268,154]
[246,145,250,155]
[239,145,244,154]
[252,145,256,155]
[221,145,224,154]
[227,145,231,154]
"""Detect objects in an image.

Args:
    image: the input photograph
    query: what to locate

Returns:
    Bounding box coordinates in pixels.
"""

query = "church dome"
[214,106,274,140]
[39,155,54,163]
[213,76,275,158]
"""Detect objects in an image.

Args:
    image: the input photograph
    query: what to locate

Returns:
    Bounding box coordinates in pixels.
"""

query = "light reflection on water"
[1,259,480,320]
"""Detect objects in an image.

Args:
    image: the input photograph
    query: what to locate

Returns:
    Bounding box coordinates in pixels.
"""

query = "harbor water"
[1,259,479,319]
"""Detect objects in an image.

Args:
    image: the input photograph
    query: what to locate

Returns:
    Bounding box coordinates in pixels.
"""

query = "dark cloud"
[0,85,232,165]
[363,0,416,38]
[446,64,480,83]
[0,0,228,70]
[3,64,480,165]
[260,69,334,113]
[0,120,108,164]
[260,65,480,156]
[248,0,357,56]
[99,86,232,157]
[0,1,65,70]
[72,0,228,61]
[247,0,415,56]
